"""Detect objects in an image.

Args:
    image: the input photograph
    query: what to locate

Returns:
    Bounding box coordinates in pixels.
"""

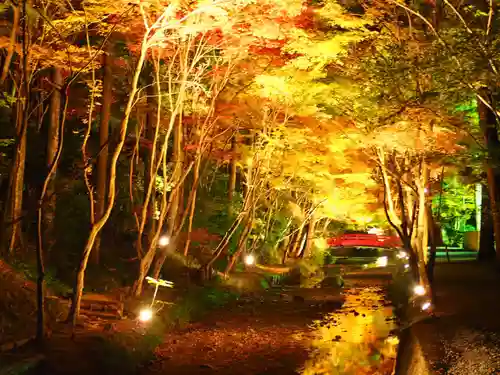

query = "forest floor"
[0,278,397,375]
[140,280,397,375]
[3,262,500,375]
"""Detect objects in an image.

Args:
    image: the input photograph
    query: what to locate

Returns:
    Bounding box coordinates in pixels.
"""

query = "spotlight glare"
[421,301,431,311]
[139,308,153,322]
[158,235,169,247]
[413,285,426,296]
[244,254,255,266]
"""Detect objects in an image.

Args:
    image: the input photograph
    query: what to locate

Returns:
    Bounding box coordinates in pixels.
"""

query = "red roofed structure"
[327,234,403,248]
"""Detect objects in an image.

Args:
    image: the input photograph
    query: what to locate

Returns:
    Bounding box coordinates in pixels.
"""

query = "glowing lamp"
[396,250,408,259]
[244,254,255,266]
[375,256,388,267]
[421,301,431,311]
[368,227,383,235]
[413,285,426,296]
[138,308,153,322]
[158,235,169,247]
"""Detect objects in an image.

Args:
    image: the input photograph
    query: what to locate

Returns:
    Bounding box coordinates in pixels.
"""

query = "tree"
[93,40,113,264]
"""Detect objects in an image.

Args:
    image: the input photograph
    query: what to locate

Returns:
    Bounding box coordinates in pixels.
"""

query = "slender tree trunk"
[135,64,161,262]
[378,148,400,225]
[225,212,253,274]
[302,212,317,258]
[291,223,305,258]
[415,162,429,262]
[133,62,190,296]
[68,36,150,327]
[426,169,444,282]
[2,96,26,255]
[478,183,496,261]
[0,4,20,85]
[151,115,184,279]
[183,154,201,256]
[4,7,30,254]
[44,67,62,258]
[228,135,237,215]
[426,208,438,284]
[478,88,500,262]
[93,43,113,264]
[144,83,157,253]
[414,163,431,290]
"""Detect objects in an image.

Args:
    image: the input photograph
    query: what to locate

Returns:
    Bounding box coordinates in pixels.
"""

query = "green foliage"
[9,259,71,295]
[433,176,477,247]
[297,249,327,288]
[0,93,15,109]
[163,284,240,329]
[189,169,244,256]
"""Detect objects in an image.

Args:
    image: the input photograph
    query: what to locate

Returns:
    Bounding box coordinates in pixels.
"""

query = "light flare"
[158,235,170,247]
[413,285,426,296]
[244,254,255,266]
[139,308,153,322]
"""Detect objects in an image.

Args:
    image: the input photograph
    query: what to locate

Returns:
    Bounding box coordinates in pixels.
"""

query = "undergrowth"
[8,259,71,295]
[164,282,241,329]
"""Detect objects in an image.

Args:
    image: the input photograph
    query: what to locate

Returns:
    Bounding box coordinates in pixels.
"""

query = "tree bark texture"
[477,88,500,263]
[93,42,113,264]
[478,183,496,261]
[43,67,62,257]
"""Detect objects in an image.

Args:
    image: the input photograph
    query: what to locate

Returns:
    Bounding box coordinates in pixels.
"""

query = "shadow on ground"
[397,262,500,375]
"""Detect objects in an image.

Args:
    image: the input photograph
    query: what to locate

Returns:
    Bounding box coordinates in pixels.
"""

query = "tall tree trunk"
[426,169,444,283]
[0,4,20,85]
[144,85,157,254]
[3,6,30,255]
[151,115,184,279]
[414,162,431,290]
[426,208,438,284]
[225,212,253,274]
[478,88,500,262]
[302,212,317,258]
[377,148,400,225]
[133,56,190,295]
[44,67,62,258]
[134,65,160,262]
[2,96,27,255]
[183,154,201,256]
[93,42,113,264]
[288,227,303,259]
[228,135,237,215]
[415,162,429,263]
[478,183,496,261]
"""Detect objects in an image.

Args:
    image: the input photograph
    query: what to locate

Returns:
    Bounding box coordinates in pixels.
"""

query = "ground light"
[421,301,432,311]
[244,254,255,266]
[158,235,170,247]
[396,250,408,259]
[375,256,388,267]
[139,308,153,322]
[137,277,174,323]
[413,284,426,296]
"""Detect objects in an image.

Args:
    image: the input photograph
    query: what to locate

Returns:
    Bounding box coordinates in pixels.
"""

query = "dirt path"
[143,282,398,375]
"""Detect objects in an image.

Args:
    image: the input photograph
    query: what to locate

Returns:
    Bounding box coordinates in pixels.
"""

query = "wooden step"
[80,301,122,311]
[80,310,122,320]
